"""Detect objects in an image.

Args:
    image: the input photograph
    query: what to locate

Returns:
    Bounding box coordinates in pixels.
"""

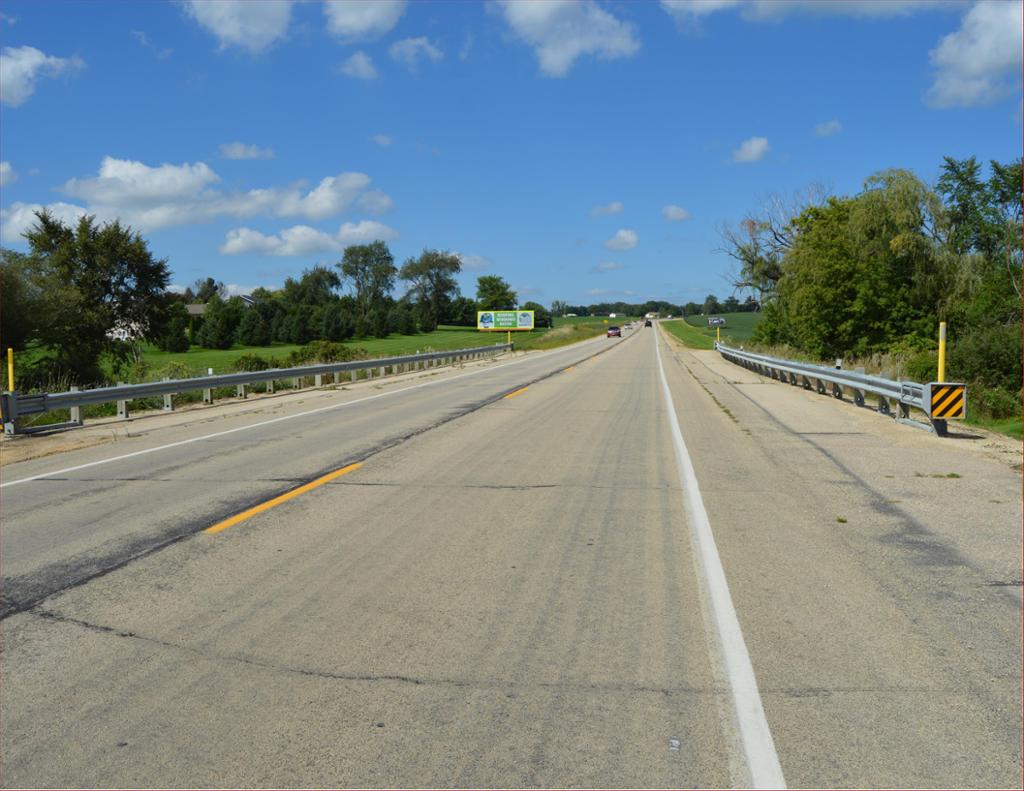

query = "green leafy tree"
[196,294,237,349]
[0,248,41,354]
[476,275,517,310]
[185,277,226,303]
[399,250,461,332]
[445,296,478,326]
[20,211,172,384]
[549,299,569,317]
[235,307,272,347]
[158,301,191,352]
[338,242,397,329]
[521,301,551,328]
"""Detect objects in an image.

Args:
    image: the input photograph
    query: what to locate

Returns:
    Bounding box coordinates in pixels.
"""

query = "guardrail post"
[117,382,129,420]
[69,385,83,425]
[2,392,16,435]
[351,370,357,382]
[379,365,385,377]
[267,379,275,394]
[203,388,213,405]
[237,384,247,399]
[162,378,174,412]
[292,377,300,389]
[315,374,323,387]
[878,394,892,415]
[333,372,340,384]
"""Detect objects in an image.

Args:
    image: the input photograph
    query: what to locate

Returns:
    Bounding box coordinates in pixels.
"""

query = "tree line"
[719,156,1022,418]
[0,211,547,387]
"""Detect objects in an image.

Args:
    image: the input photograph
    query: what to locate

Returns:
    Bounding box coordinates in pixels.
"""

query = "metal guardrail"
[714,342,962,436]
[1,343,513,436]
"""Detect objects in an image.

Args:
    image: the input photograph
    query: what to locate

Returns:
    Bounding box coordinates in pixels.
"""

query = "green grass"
[682,311,764,344]
[660,320,716,350]
[965,415,1023,440]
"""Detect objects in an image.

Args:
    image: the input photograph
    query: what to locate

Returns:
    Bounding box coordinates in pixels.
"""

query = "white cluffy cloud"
[591,201,624,217]
[733,136,770,163]
[661,0,949,24]
[604,229,638,251]
[389,37,443,70]
[494,0,640,77]
[814,119,842,137]
[371,133,392,147]
[220,220,398,256]
[456,252,491,271]
[662,204,690,221]
[592,261,624,272]
[340,51,378,80]
[183,0,293,53]
[0,46,85,107]
[324,0,406,42]
[220,142,274,160]
[0,161,16,186]
[0,155,392,242]
[927,1,1023,108]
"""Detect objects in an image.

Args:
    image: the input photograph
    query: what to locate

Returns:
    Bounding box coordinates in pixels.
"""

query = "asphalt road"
[0,326,1020,788]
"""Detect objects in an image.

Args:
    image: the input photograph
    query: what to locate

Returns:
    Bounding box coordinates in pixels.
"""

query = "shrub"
[288,341,368,365]
[233,353,274,372]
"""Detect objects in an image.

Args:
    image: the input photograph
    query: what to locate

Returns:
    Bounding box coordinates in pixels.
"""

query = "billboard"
[477,310,534,331]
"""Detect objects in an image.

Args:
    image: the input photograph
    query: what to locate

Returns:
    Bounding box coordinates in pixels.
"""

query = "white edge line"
[655,329,786,789]
[2,338,601,489]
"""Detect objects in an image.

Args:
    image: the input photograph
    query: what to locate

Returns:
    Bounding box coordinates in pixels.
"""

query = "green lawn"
[682,311,764,344]
[660,319,715,350]
[965,416,1023,440]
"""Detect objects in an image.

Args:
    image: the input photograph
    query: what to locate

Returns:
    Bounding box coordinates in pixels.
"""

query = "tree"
[338,242,397,329]
[282,266,341,307]
[445,296,478,326]
[550,299,569,317]
[321,301,355,341]
[0,248,40,353]
[522,301,552,328]
[21,211,172,384]
[195,294,237,349]
[158,301,191,352]
[235,307,272,347]
[186,277,226,303]
[702,294,721,314]
[399,250,461,332]
[476,275,517,310]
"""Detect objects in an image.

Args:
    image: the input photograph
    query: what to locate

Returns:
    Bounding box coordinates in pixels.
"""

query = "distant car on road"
[644,319,652,327]
[607,326,622,337]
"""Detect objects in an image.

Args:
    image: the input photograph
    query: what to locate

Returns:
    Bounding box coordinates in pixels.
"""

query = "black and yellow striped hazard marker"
[927,383,966,419]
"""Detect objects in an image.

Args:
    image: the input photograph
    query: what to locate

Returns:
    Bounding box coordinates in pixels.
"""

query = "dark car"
[644,319,652,327]
[607,326,621,337]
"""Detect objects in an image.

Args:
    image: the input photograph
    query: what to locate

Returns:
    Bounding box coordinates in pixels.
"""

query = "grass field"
[660,312,764,350]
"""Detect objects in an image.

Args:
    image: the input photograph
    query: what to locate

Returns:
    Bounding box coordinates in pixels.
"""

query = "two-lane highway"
[0,325,1019,787]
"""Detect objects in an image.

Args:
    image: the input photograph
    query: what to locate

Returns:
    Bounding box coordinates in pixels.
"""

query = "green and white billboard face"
[477,310,534,330]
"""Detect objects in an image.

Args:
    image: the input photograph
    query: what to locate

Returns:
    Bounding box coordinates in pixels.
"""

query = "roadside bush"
[155,360,197,381]
[233,353,274,372]
[969,384,1021,420]
[903,350,938,383]
[288,341,368,365]
[948,322,1022,393]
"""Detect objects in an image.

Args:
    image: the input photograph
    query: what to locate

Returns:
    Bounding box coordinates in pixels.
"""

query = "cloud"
[814,119,842,137]
[662,0,951,24]
[357,189,394,214]
[591,201,624,217]
[0,161,16,187]
[494,0,640,77]
[585,287,636,297]
[371,133,392,147]
[603,229,638,251]
[323,0,406,42]
[732,136,770,163]
[0,201,89,245]
[0,156,391,239]
[456,252,491,271]
[183,0,293,54]
[592,261,624,272]
[220,141,274,160]
[662,204,690,221]
[926,1,1023,108]
[0,46,85,107]
[220,220,398,256]
[131,29,173,59]
[340,51,378,80]
[388,37,443,70]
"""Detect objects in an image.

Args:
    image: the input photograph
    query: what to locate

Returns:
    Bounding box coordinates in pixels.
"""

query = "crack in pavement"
[28,607,724,698]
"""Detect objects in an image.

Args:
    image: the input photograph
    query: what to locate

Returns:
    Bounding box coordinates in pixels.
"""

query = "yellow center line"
[504,387,529,399]
[205,462,362,534]
[563,366,575,372]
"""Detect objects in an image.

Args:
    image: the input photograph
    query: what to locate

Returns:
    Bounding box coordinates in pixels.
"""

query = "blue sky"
[1,0,1020,306]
